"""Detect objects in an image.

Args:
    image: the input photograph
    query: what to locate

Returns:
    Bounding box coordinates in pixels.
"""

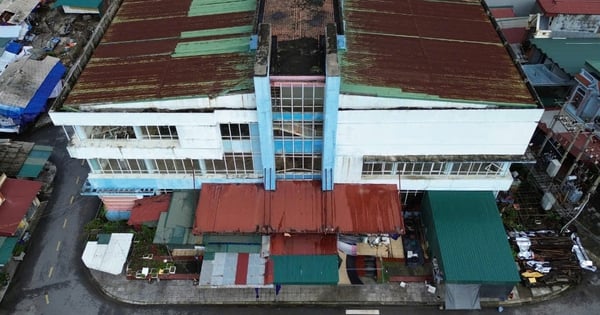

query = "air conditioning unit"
[546,159,561,177]
[541,192,556,211]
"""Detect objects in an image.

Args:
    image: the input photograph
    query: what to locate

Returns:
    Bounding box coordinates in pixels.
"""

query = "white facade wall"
[335,108,543,190]
[50,110,258,160]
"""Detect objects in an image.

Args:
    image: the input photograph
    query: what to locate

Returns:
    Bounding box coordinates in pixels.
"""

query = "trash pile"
[509,230,594,287]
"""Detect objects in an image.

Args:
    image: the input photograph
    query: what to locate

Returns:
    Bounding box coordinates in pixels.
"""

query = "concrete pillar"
[322,24,340,191]
[254,24,276,190]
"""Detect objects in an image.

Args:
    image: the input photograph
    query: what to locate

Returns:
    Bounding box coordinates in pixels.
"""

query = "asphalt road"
[0,125,599,315]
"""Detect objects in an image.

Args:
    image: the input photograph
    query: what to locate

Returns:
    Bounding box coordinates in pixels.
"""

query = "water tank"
[541,192,556,211]
[546,159,561,177]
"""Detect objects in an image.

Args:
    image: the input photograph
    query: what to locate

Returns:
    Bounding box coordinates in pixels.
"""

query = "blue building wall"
[322,75,340,190]
[254,75,276,190]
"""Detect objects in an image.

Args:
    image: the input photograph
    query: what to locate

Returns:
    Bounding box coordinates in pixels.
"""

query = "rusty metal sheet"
[268,181,325,233]
[341,0,534,105]
[66,0,255,106]
[270,233,337,255]
[330,184,404,234]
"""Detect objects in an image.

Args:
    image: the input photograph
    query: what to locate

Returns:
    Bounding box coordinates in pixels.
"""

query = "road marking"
[76,176,80,184]
[70,195,74,204]
[48,266,54,279]
[346,311,380,315]
[56,241,61,252]
[63,218,68,229]
[45,293,49,304]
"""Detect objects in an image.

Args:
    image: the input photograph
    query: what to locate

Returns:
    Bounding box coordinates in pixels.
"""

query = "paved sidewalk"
[89,269,571,307]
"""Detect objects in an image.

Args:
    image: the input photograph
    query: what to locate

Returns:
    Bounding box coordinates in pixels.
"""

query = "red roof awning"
[127,193,172,226]
[490,7,516,18]
[0,178,42,236]
[193,182,404,235]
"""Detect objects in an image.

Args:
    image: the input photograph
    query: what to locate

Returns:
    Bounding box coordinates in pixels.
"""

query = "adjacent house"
[530,0,600,39]
[0,173,42,267]
[50,0,542,306]
[0,55,65,133]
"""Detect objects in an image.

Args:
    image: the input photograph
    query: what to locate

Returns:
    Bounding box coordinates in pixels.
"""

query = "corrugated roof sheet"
[127,193,172,226]
[0,140,34,177]
[153,190,198,245]
[531,38,600,75]
[271,255,339,285]
[193,182,404,234]
[0,178,42,236]
[422,191,520,284]
[340,0,534,106]
[537,0,600,15]
[331,184,404,234]
[65,0,256,106]
[490,7,516,18]
[270,233,337,255]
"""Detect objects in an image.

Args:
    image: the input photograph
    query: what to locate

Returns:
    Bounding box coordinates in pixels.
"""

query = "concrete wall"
[335,108,543,156]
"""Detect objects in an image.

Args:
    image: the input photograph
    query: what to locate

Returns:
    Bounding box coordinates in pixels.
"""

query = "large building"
[50,0,541,304]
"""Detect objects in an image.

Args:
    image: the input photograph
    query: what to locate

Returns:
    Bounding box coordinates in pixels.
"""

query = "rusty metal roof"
[340,0,535,106]
[66,0,256,106]
[194,182,404,234]
[537,0,600,15]
[127,193,172,226]
[0,178,42,236]
[270,233,338,255]
[330,184,404,234]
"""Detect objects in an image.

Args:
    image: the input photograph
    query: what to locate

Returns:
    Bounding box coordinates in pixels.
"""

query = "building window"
[205,152,254,175]
[89,126,135,139]
[449,162,503,176]
[275,154,321,174]
[361,159,505,177]
[139,126,178,139]
[220,124,250,140]
[271,85,324,112]
[273,121,322,139]
[95,159,147,174]
[93,159,198,174]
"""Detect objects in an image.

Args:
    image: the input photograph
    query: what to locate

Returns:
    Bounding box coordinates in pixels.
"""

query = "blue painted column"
[254,24,276,190]
[322,24,341,191]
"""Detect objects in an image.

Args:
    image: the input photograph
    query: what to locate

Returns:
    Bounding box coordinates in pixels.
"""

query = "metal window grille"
[140,126,178,139]
[362,160,504,176]
[94,159,197,174]
[219,124,250,140]
[275,154,321,174]
[205,152,254,175]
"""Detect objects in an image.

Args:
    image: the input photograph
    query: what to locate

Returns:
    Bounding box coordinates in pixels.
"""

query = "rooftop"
[0,177,42,236]
[530,38,600,75]
[194,182,404,234]
[65,0,257,106]
[0,0,39,25]
[537,0,600,15]
[339,0,535,106]
[0,56,62,109]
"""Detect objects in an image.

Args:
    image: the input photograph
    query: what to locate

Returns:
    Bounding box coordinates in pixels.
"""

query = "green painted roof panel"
[173,36,250,57]
[181,25,253,39]
[153,191,198,245]
[271,255,339,285]
[422,191,520,284]
[0,237,18,266]
[17,145,52,178]
[531,38,600,75]
[53,0,103,9]
[189,0,256,17]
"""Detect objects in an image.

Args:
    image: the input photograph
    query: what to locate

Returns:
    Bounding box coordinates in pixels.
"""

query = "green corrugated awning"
[0,237,19,266]
[271,255,339,285]
[53,0,103,8]
[421,191,520,284]
[153,190,198,245]
[531,38,600,75]
[17,145,52,178]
